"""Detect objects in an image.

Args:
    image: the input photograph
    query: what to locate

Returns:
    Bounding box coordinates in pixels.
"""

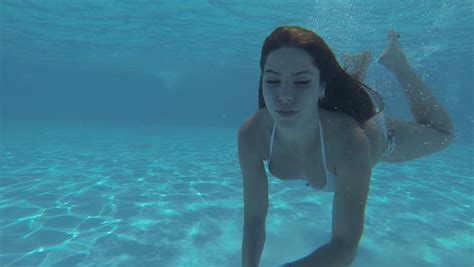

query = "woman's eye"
[295,80,310,85]
[264,80,310,85]
[265,80,280,84]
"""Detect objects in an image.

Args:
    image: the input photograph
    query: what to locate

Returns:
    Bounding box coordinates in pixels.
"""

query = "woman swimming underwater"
[238,26,454,267]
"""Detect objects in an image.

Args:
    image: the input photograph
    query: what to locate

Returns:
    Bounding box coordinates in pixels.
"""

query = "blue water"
[1,1,473,267]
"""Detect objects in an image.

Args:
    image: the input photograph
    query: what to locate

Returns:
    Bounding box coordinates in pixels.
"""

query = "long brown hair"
[258,26,383,123]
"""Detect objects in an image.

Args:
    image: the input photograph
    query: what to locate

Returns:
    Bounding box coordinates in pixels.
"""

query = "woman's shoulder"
[320,108,361,135]
[238,108,271,160]
[320,109,369,155]
[238,108,270,135]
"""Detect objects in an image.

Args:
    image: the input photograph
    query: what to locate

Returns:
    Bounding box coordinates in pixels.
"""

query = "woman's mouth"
[276,109,300,118]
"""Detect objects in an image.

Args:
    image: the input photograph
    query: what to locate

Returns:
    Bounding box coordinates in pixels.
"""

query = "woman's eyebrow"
[293,71,313,76]
[263,69,313,76]
[263,69,280,75]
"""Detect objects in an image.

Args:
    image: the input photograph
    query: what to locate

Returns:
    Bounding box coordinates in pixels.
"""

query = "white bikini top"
[265,119,336,192]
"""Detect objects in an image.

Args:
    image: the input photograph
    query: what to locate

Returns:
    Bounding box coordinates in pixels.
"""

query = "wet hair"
[258,26,383,123]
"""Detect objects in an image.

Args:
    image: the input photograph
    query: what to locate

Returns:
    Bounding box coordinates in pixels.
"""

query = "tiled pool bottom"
[1,122,472,267]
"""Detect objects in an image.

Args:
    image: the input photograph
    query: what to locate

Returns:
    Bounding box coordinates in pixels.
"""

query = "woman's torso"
[252,107,388,190]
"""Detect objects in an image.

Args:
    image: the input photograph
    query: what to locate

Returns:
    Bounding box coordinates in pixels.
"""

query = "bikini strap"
[319,119,330,174]
[269,123,277,158]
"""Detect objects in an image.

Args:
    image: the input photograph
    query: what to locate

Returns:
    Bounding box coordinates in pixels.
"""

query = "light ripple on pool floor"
[0,123,472,267]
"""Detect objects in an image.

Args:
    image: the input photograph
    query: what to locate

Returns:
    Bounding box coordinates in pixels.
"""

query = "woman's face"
[262,47,324,124]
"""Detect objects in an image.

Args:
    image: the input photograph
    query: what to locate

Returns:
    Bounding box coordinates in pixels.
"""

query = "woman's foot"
[342,51,372,81]
[377,30,407,71]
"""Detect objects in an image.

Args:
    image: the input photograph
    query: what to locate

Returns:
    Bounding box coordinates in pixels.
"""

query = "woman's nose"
[278,94,294,103]
[278,85,294,103]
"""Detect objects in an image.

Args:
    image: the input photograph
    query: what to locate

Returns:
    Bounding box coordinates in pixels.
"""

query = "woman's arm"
[287,127,371,267]
[238,118,269,267]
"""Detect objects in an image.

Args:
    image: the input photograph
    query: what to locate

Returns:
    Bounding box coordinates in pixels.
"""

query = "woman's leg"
[378,31,455,162]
